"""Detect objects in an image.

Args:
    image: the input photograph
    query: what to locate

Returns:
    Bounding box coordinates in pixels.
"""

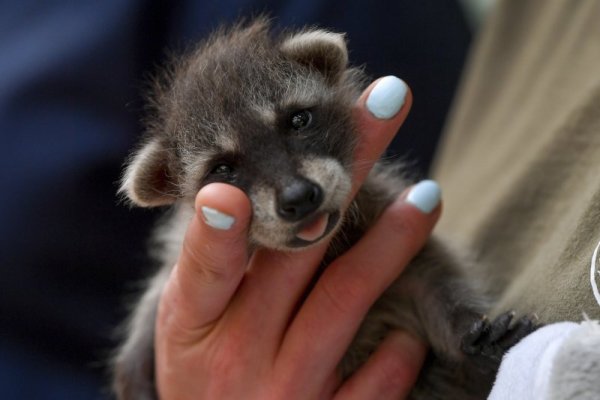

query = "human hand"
[155,77,441,400]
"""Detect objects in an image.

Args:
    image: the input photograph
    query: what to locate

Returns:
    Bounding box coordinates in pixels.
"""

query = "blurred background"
[0,1,488,398]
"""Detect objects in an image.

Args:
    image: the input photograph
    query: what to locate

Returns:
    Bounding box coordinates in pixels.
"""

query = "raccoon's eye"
[290,110,313,130]
[210,164,234,176]
[205,160,238,185]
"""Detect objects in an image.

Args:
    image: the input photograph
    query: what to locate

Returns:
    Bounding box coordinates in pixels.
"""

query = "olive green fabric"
[433,0,600,322]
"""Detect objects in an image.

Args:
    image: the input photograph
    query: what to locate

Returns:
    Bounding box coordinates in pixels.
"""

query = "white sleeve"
[488,320,600,400]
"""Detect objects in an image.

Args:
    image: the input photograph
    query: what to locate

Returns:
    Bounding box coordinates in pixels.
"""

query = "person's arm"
[155,78,441,399]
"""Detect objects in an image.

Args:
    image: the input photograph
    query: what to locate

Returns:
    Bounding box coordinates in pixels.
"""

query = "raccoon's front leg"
[405,244,538,367]
[399,241,488,361]
[338,239,485,378]
[113,267,170,400]
[394,241,537,399]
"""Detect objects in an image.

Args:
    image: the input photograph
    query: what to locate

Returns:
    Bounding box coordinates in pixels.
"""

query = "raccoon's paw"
[461,311,539,362]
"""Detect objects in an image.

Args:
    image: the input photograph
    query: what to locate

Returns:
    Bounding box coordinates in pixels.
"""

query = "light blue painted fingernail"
[201,206,235,230]
[366,76,408,119]
[406,180,441,214]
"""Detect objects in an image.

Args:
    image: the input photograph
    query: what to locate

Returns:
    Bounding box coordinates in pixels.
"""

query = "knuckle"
[319,274,362,317]
[210,345,241,377]
[181,240,233,285]
[383,202,429,246]
[202,332,252,383]
[375,350,417,394]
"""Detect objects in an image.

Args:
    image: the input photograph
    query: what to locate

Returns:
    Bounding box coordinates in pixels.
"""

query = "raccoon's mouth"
[290,211,340,248]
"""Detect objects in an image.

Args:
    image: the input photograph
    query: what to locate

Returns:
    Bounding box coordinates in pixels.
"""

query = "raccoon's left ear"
[118,138,179,207]
[280,30,348,82]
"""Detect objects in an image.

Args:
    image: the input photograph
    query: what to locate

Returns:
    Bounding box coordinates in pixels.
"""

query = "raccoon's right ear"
[280,29,348,82]
[119,138,179,207]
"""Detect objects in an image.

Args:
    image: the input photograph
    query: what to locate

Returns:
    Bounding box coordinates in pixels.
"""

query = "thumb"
[157,183,252,340]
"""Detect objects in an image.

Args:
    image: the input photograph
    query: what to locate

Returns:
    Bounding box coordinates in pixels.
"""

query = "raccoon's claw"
[461,311,539,361]
[461,316,489,355]
[497,314,539,349]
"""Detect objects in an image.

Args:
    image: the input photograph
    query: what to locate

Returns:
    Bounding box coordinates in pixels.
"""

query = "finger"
[335,331,427,400]
[231,76,413,341]
[278,181,441,389]
[156,183,252,341]
[225,244,328,345]
[351,75,412,196]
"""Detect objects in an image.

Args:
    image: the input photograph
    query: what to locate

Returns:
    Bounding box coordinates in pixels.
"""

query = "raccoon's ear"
[119,138,178,207]
[280,30,348,82]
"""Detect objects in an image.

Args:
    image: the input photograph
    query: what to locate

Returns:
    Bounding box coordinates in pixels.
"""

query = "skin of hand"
[155,77,441,400]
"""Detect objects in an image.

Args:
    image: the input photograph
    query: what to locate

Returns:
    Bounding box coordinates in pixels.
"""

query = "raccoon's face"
[120,20,365,250]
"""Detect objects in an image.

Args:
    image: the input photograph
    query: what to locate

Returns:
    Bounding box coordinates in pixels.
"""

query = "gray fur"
[113,19,521,399]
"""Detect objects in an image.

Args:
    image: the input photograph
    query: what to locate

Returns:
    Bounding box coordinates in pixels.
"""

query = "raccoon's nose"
[277,179,323,221]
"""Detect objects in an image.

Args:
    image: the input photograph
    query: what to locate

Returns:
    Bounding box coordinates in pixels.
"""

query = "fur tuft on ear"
[118,138,178,207]
[280,29,348,82]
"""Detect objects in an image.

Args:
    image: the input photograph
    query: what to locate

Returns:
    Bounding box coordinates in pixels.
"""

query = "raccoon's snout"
[276,178,323,221]
[248,158,349,250]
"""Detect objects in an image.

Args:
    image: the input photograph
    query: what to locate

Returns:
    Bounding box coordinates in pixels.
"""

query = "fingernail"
[201,206,235,230]
[366,76,408,119]
[405,180,441,214]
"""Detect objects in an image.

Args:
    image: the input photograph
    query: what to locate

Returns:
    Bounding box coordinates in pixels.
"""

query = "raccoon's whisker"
[352,161,377,170]
[352,157,379,166]
[379,153,403,162]
[352,153,401,167]
[352,162,380,175]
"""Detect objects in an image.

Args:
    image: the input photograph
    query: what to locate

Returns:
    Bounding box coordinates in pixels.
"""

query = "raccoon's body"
[113,19,533,400]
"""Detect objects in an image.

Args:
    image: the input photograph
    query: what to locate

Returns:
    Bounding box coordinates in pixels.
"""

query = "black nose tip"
[277,179,323,221]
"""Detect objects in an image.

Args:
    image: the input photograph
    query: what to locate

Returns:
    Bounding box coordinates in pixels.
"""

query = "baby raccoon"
[113,19,535,400]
